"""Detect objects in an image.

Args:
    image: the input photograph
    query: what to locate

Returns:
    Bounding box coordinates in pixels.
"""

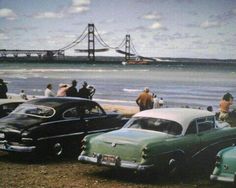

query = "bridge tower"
[88,23,95,61]
[125,34,131,61]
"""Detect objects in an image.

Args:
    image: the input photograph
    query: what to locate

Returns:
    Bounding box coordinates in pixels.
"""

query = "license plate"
[102,155,116,165]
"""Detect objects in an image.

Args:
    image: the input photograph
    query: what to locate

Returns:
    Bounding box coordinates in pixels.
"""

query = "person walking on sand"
[44,84,55,97]
[219,92,234,121]
[0,79,8,99]
[66,80,78,97]
[57,83,69,97]
[136,87,153,111]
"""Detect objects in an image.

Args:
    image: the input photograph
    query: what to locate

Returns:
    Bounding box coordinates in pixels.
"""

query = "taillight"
[142,146,149,159]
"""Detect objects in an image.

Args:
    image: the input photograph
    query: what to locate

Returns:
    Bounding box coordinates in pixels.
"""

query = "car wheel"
[53,143,63,156]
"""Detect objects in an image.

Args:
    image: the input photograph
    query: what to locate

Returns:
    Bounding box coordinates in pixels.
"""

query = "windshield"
[124,117,183,135]
[11,104,56,118]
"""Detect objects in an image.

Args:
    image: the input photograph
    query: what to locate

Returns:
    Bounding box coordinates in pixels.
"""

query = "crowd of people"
[43,80,96,99]
[0,78,96,100]
[0,78,234,122]
[135,87,234,122]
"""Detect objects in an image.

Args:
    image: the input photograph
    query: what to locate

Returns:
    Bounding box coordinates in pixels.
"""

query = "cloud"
[72,0,90,6]
[149,22,167,30]
[68,0,90,13]
[200,20,221,29]
[154,32,199,42]
[0,8,17,20]
[34,12,64,19]
[142,12,161,20]
[33,0,91,19]
[0,32,9,40]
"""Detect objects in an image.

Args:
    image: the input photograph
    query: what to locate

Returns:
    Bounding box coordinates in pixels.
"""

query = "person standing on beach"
[159,97,164,108]
[19,90,28,100]
[44,84,55,97]
[136,87,153,111]
[57,83,69,97]
[152,94,159,109]
[0,79,8,99]
[66,80,78,97]
[78,81,91,99]
[219,92,234,121]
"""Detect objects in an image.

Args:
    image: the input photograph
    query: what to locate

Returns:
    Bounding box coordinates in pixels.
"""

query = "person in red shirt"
[219,92,234,121]
[136,87,153,111]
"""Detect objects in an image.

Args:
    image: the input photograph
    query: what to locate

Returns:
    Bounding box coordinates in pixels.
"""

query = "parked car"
[0,99,25,118]
[0,97,126,156]
[210,145,236,183]
[79,108,236,173]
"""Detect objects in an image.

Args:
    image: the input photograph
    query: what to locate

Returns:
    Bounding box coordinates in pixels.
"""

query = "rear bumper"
[0,140,36,153]
[210,174,235,183]
[78,154,154,171]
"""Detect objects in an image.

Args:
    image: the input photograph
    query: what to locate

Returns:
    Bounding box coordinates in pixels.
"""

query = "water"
[0,62,236,111]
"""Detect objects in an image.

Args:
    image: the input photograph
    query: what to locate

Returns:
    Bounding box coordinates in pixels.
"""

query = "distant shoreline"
[1,56,236,65]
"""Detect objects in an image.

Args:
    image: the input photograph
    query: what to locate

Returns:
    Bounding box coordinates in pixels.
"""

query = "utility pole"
[125,34,130,61]
[88,23,95,61]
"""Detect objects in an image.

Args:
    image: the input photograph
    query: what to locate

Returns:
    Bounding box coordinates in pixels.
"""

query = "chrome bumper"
[210,174,235,183]
[78,154,154,171]
[0,140,36,153]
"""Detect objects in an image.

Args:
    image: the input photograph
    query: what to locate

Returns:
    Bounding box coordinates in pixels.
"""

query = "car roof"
[0,99,25,105]
[25,97,95,108]
[134,108,215,133]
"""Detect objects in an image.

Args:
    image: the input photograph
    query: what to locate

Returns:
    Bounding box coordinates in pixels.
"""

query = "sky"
[0,0,236,59]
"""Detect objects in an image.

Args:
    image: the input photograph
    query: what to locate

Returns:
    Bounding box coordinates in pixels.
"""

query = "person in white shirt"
[44,83,55,97]
[159,97,164,107]
[152,94,159,109]
[19,90,28,100]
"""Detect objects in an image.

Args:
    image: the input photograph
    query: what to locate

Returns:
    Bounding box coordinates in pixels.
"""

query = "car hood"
[0,115,43,131]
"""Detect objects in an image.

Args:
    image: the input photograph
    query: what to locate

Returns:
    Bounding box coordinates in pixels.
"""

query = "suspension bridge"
[0,23,155,62]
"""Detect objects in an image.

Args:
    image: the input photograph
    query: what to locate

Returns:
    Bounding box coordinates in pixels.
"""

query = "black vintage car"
[0,97,126,156]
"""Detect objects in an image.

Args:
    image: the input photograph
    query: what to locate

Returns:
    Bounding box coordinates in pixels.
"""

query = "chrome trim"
[87,127,119,134]
[40,118,80,125]
[210,174,234,183]
[21,137,33,141]
[37,131,84,141]
[78,155,154,171]
[0,141,35,152]
[192,137,236,159]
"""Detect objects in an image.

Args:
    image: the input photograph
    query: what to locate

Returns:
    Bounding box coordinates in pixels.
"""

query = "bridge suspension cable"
[94,26,126,50]
[59,25,88,50]
[130,40,138,55]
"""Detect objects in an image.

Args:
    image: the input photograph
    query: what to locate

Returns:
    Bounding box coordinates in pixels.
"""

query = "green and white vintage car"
[78,108,236,172]
[210,146,236,183]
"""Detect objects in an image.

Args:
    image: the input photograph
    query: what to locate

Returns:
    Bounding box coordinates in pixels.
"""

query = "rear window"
[11,104,56,118]
[124,117,183,135]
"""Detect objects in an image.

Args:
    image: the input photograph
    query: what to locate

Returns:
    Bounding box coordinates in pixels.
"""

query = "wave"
[0,69,150,73]
[94,98,135,104]
[123,88,142,93]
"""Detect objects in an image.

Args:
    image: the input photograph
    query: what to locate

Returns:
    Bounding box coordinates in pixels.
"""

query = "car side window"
[63,107,79,119]
[197,116,215,133]
[87,104,104,116]
[186,120,197,135]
